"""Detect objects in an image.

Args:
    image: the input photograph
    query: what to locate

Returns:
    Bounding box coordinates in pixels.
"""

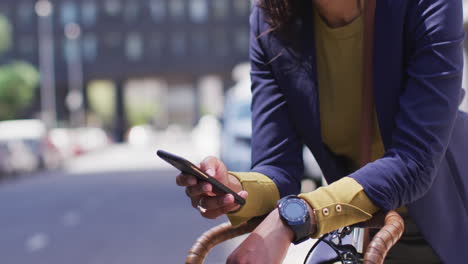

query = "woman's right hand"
[175,156,248,219]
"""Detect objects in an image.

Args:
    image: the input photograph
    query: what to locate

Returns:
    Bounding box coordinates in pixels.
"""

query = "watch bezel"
[278,196,309,225]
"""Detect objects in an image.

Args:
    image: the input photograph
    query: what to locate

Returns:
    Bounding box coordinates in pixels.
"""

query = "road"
[0,133,314,264]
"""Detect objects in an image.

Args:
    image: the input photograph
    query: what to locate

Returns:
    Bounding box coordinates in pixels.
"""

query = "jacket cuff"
[299,177,379,238]
[227,172,280,226]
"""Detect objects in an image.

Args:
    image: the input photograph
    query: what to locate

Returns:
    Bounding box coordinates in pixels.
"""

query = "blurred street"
[0,132,314,264]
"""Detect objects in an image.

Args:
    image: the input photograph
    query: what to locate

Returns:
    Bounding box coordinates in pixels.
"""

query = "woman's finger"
[201,203,241,219]
[186,182,215,197]
[199,156,219,178]
[199,191,248,218]
[190,195,200,208]
[175,173,197,187]
[200,194,236,210]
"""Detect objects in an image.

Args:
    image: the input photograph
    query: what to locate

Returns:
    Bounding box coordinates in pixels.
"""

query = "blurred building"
[0,0,252,139]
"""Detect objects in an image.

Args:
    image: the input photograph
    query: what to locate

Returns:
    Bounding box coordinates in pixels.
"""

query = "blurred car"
[126,125,156,148]
[0,119,61,172]
[49,127,111,158]
[48,128,75,160]
[221,63,253,171]
[6,140,38,174]
[0,142,13,177]
[71,127,111,156]
[220,81,252,172]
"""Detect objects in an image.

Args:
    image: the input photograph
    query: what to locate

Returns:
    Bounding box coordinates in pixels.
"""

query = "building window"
[171,31,186,56]
[212,0,228,19]
[17,1,34,26]
[150,0,165,22]
[104,0,121,16]
[82,1,97,26]
[233,0,250,16]
[61,1,78,25]
[169,0,185,20]
[189,0,208,23]
[126,33,143,61]
[82,33,97,61]
[123,1,140,23]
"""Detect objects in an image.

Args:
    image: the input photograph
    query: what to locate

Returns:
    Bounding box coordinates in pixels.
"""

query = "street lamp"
[64,22,85,128]
[35,0,57,128]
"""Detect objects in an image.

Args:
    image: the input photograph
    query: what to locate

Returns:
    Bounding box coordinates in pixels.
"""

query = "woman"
[176,0,468,263]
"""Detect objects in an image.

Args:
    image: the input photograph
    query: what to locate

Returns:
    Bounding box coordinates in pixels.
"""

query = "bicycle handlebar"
[185,211,404,264]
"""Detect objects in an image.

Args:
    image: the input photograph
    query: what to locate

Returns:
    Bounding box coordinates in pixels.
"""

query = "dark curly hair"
[255,0,309,51]
[257,0,306,35]
[257,0,363,41]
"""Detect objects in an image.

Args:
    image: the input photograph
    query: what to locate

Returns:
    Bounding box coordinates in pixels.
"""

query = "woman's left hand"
[226,208,294,264]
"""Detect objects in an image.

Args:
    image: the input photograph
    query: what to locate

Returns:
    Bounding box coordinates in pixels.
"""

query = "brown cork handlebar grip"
[185,211,404,264]
[363,211,405,264]
[185,216,264,264]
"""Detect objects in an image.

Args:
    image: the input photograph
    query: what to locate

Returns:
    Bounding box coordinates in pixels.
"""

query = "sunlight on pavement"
[62,210,81,227]
[25,233,49,253]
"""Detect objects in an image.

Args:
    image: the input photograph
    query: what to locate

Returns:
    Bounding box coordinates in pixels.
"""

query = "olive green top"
[227,10,384,238]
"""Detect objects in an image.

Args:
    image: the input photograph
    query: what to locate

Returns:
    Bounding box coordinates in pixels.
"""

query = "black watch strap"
[277,195,312,245]
[292,221,311,244]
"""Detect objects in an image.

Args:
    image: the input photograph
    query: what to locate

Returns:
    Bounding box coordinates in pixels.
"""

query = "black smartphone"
[156,149,246,205]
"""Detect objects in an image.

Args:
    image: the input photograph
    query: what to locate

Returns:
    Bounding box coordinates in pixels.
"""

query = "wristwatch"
[277,195,312,245]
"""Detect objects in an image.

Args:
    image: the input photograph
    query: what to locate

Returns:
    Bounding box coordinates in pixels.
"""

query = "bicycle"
[185,210,404,264]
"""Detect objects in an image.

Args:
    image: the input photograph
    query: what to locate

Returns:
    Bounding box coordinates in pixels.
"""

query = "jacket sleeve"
[351,0,465,210]
[248,6,304,197]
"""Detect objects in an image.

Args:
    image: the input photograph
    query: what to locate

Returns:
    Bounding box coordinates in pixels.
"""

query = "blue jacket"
[248,0,468,262]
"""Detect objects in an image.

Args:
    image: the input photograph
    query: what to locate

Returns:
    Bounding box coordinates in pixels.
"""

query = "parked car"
[0,119,61,172]
[0,142,13,177]
[220,75,253,172]
[70,127,110,156]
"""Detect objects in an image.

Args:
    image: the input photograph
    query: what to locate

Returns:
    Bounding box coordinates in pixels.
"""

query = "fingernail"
[206,169,214,176]
[239,191,248,198]
[188,178,196,185]
[224,194,233,203]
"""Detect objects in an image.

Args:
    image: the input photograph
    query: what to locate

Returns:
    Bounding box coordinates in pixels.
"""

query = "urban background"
[0,0,467,264]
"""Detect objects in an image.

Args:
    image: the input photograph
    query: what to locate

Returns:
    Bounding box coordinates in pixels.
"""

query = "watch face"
[280,198,308,223]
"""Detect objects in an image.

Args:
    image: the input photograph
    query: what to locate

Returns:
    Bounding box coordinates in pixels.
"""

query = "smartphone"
[156,149,246,205]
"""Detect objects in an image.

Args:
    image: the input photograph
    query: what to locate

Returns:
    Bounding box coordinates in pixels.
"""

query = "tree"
[0,62,39,119]
[0,15,38,120]
[0,15,11,56]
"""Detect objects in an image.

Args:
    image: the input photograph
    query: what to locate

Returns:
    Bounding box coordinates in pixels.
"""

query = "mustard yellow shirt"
[227,11,383,237]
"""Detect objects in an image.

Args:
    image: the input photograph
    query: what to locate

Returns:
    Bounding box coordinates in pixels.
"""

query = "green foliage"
[87,81,115,127]
[0,15,38,120]
[0,15,11,56]
[0,62,39,119]
[126,102,158,126]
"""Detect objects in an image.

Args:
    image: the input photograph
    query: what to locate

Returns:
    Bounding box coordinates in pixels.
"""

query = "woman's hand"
[227,208,294,264]
[227,201,316,264]
[175,156,248,219]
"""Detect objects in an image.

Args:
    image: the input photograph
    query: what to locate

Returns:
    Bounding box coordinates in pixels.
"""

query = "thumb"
[200,156,223,179]
[238,190,248,199]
